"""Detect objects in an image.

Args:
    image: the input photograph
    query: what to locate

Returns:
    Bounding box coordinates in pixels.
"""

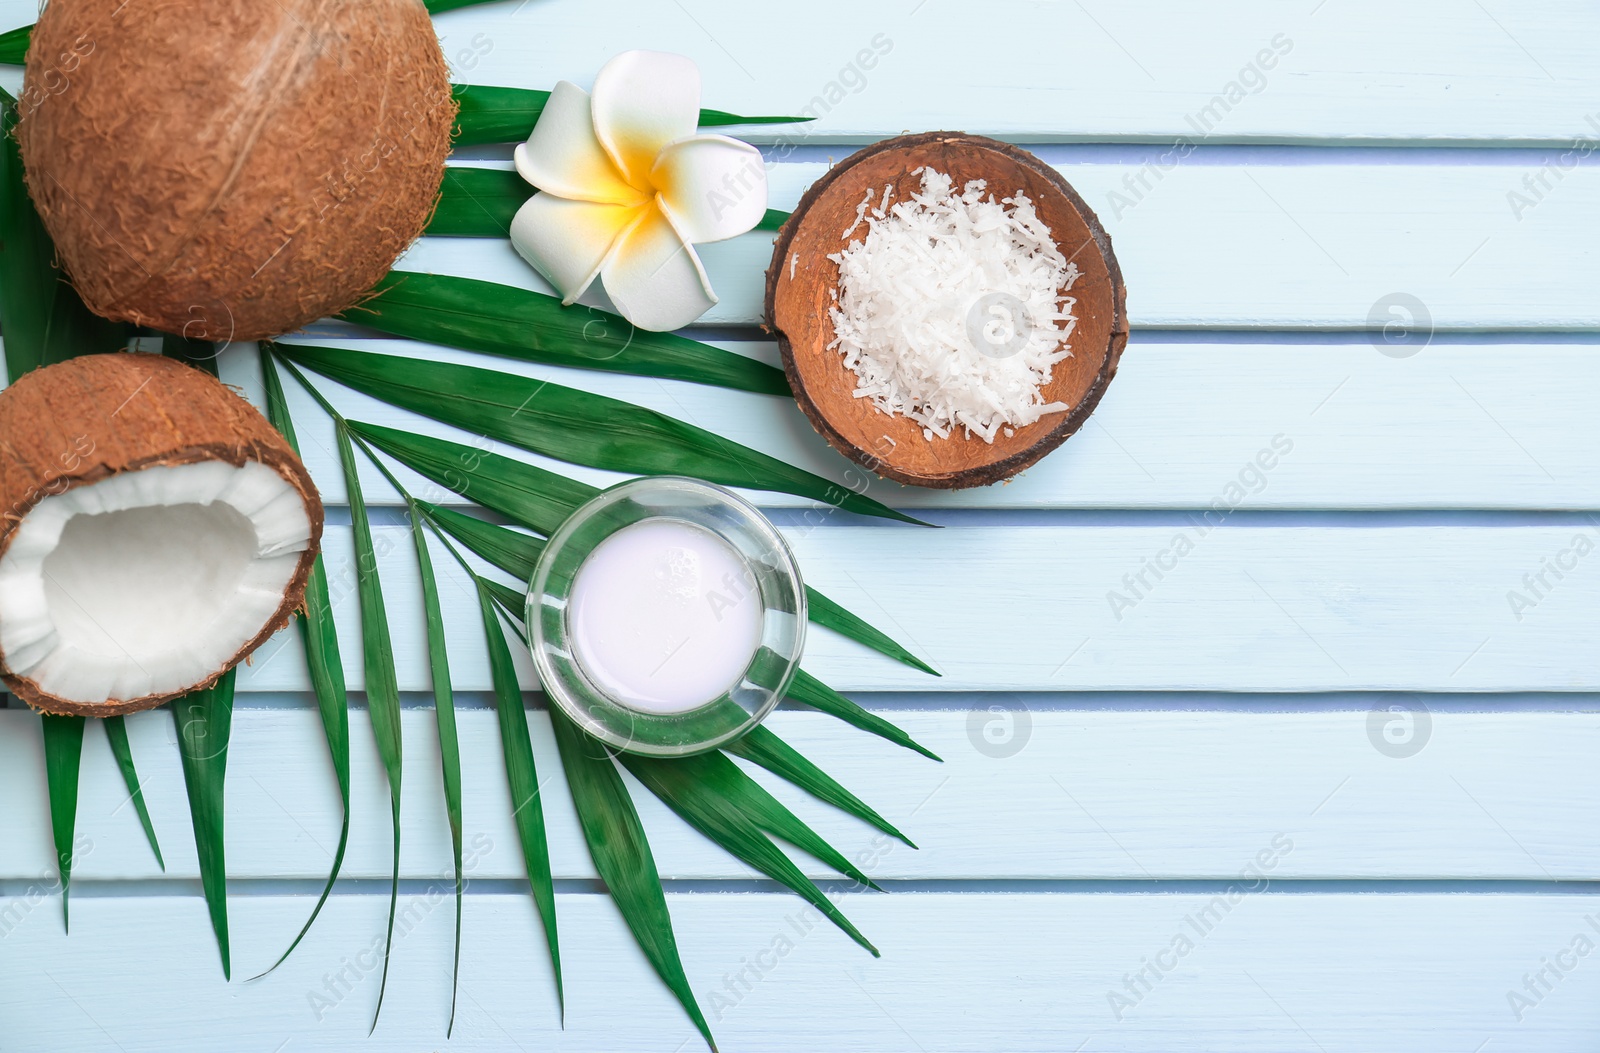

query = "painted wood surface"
[247,336,1600,510]
[207,521,1600,695]
[0,706,1596,882]
[1,0,1598,1049]
[7,1,1600,146]
[399,152,1600,330]
[2,892,1598,1053]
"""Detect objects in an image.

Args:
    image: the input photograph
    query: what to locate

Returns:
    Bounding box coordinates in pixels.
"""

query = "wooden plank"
[398,154,1600,330]
[1,889,1596,1051]
[203,520,1600,694]
[1,706,1595,883]
[4,152,1591,335]
[236,336,1600,511]
[4,0,1599,145]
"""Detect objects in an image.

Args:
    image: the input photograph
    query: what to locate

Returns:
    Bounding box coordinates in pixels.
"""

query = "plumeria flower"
[509,50,768,332]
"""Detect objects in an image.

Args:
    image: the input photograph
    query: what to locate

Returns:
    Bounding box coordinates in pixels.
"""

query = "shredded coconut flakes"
[827,168,1079,443]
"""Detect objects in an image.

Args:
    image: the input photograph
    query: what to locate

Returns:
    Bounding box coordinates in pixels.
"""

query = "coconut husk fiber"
[15,0,456,341]
[0,353,324,715]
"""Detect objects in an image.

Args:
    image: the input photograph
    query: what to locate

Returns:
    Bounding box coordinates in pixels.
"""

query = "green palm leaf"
[352,421,595,532]
[484,578,532,626]
[253,350,354,977]
[449,85,553,148]
[336,273,788,395]
[427,167,790,237]
[104,716,165,869]
[410,508,469,1033]
[281,350,562,1022]
[352,424,937,672]
[550,708,715,1051]
[452,83,809,148]
[787,670,941,761]
[336,421,407,1032]
[0,89,133,383]
[356,420,592,539]
[724,725,913,847]
[0,25,29,65]
[172,670,236,978]
[419,501,544,583]
[425,0,504,12]
[428,167,528,237]
[279,344,919,524]
[39,714,85,931]
[697,107,810,128]
[620,750,879,955]
[477,582,563,1013]
[804,588,939,677]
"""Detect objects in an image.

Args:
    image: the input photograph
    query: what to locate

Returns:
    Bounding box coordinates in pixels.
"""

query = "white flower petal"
[601,203,717,331]
[592,50,701,191]
[513,81,645,206]
[510,192,644,304]
[652,134,768,244]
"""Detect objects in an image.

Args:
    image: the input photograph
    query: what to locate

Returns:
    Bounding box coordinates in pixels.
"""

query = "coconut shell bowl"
[765,132,1128,490]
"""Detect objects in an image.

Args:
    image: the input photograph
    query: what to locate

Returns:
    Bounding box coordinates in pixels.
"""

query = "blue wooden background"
[3,1,1600,1049]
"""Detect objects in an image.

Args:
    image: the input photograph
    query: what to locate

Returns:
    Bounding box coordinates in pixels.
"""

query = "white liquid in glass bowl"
[567,518,763,714]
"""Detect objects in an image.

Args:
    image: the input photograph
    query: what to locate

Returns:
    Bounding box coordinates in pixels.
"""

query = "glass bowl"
[526,476,806,757]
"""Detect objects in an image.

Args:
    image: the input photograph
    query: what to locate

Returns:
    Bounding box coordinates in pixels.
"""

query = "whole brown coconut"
[15,0,455,341]
[0,353,324,716]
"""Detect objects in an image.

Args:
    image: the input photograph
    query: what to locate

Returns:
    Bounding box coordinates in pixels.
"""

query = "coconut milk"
[567,518,762,714]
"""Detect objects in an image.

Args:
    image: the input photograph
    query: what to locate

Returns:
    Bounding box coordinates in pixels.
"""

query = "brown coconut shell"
[0,353,324,716]
[766,132,1128,489]
[15,0,455,342]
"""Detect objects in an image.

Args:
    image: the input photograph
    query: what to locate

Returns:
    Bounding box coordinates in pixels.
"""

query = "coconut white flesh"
[0,460,311,704]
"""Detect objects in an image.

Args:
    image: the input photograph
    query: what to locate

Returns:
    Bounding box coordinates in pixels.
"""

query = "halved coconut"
[0,353,323,715]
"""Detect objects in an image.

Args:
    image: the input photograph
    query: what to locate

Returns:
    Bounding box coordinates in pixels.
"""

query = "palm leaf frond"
[335,421,407,1031]
[0,25,28,66]
[411,509,469,1033]
[172,670,236,978]
[419,501,545,583]
[805,588,938,677]
[621,750,879,955]
[253,350,354,977]
[550,708,715,1051]
[477,582,563,1013]
[428,167,528,237]
[279,343,919,523]
[452,83,810,148]
[724,725,914,847]
[336,274,788,395]
[104,716,165,869]
[484,578,531,626]
[40,715,85,930]
[787,670,941,761]
[357,420,592,531]
[425,0,504,13]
